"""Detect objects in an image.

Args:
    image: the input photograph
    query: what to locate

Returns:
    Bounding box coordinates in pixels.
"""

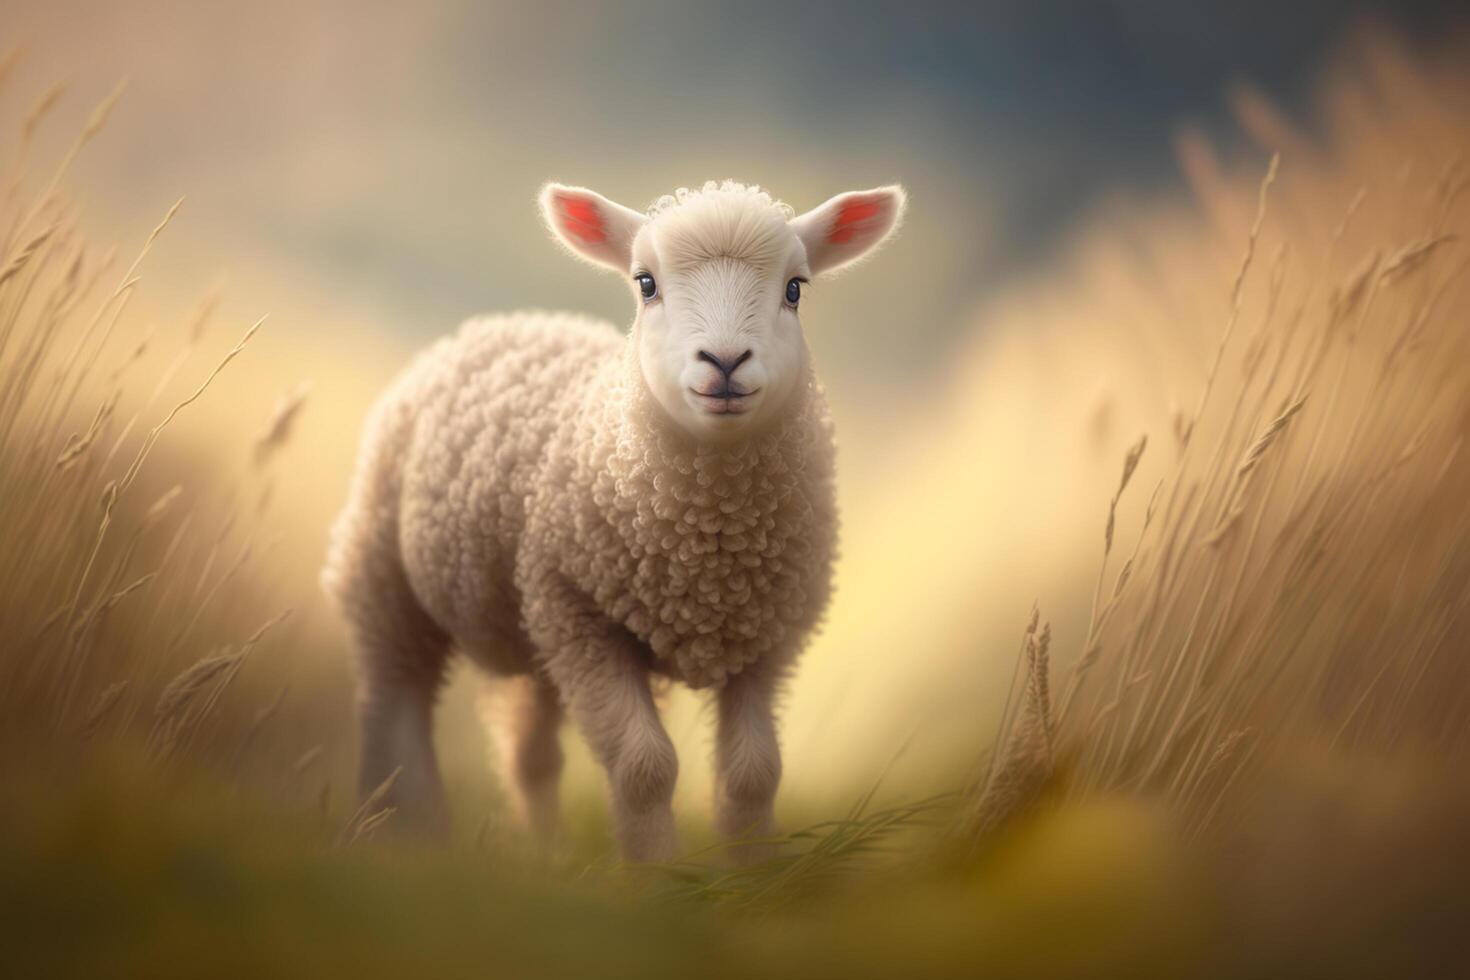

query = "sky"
[7,0,1468,392]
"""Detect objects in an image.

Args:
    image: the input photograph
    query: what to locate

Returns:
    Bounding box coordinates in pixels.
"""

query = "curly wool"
[323,312,837,691]
[647,180,794,221]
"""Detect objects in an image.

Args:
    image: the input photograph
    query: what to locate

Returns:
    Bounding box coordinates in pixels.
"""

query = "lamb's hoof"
[717,811,781,866]
[620,837,680,867]
[616,810,680,867]
[348,796,450,847]
[723,836,781,867]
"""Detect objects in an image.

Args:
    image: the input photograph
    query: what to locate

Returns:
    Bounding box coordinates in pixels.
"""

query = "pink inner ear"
[556,192,606,245]
[829,197,883,244]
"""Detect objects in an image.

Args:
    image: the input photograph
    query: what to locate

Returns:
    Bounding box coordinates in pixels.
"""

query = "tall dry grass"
[971,32,1470,847]
[0,66,323,785]
[2,27,1469,980]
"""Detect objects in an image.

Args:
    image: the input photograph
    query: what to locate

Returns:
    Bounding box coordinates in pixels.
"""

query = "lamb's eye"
[634,273,658,301]
[785,278,802,306]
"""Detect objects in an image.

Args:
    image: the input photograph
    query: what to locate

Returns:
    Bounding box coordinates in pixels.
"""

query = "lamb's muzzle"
[322,178,905,863]
[697,348,754,377]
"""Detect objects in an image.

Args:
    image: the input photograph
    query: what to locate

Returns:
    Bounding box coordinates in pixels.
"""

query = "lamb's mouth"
[689,388,761,415]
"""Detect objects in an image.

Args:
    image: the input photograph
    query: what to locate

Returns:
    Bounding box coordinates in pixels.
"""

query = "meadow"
[2,32,1469,978]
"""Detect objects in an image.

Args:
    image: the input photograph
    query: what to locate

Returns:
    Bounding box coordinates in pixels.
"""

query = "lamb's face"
[540,181,906,443]
[629,213,810,440]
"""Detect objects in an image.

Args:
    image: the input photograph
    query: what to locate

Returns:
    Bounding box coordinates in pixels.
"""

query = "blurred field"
[3,26,1470,979]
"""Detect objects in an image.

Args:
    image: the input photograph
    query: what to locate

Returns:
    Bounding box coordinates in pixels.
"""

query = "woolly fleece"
[322,310,837,693]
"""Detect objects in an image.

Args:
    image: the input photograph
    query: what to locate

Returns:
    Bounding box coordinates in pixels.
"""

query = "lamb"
[321,179,906,862]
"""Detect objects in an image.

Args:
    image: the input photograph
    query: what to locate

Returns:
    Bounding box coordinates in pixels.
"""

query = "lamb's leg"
[529,580,679,863]
[714,669,783,865]
[347,579,453,837]
[569,645,680,863]
[481,673,565,846]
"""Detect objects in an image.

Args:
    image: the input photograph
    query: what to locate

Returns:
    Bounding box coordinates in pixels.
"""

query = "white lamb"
[322,179,905,862]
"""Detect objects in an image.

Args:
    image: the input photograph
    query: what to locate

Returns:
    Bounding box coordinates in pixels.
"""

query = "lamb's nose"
[697,349,754,377]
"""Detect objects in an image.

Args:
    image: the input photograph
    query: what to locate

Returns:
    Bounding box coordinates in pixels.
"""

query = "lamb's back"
[394,312,621,653]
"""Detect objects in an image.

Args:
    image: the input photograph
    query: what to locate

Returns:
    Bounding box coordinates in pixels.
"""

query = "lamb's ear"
[791,185,907,276]
[539,183,647,272]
